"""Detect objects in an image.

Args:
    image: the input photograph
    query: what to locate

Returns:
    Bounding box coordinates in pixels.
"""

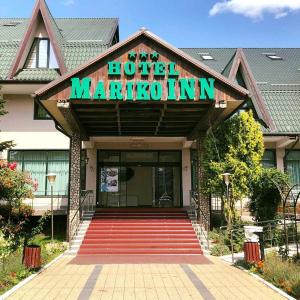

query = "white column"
[182,148,191,207]
[276,148,285,171]
[86,148,97,204]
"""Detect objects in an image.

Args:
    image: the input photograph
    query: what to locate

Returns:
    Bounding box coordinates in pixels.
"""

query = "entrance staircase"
[77,208,203,256]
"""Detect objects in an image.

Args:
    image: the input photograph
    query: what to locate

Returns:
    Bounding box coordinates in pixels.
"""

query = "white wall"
[1,94,69,150]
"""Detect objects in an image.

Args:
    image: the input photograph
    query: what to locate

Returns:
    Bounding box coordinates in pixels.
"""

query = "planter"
[23,245,41,269]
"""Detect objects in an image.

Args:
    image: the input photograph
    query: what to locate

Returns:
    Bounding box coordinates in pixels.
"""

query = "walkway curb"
[0,252,67,300]
[236,265,296,300]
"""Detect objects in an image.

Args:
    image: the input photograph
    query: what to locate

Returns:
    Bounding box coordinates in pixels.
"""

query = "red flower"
[8,162,17,171]
[33,179,39,192]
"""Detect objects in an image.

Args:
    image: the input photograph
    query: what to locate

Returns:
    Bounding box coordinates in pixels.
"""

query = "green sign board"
[69,51,215,101]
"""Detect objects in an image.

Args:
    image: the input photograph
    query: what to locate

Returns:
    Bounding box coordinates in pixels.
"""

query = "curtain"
[286,151,300,185]
[46,151,69,196]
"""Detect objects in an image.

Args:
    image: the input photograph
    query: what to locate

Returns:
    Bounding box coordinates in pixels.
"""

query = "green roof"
[180,47,300,135]
[0,14,299,135]
[0,18,118,81]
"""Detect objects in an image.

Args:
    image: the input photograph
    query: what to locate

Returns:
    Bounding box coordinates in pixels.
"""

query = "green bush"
[210,244,231,256]
[249,168,289,222]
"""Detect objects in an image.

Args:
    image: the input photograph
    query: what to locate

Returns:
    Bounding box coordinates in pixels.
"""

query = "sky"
[0,0,300,48]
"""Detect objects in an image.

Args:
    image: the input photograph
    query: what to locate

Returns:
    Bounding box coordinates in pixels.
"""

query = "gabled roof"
[228,48,275,131]
[35,29,249,98]
[0,1,118,81]
[181,47,300,134]
[8,0,67,78]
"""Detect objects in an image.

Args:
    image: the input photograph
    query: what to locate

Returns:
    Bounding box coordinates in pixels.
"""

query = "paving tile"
[6,255,287,300]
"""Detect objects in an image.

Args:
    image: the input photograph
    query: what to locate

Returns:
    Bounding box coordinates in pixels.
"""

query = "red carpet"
[73,208,208,264]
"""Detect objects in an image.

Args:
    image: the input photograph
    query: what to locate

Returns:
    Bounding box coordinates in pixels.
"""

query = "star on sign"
[150,52,159,61]
[139,51,148,60]
[128,51,137,60]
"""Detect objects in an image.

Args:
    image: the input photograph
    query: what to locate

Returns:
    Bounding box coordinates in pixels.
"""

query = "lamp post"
[222,173,231,198]
[46,173,56,243]
[222,172,233,262]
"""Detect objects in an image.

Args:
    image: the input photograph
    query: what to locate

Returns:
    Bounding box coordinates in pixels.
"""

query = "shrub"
[249,168,289,222]
[210,244,231,256]
[262,253,300,299]
[44,242,68,255]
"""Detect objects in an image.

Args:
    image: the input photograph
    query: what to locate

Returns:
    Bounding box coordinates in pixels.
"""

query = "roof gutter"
[263,133,300,137]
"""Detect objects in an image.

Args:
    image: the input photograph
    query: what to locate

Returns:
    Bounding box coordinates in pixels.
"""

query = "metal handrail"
[69,190,94,242]
[190,190,210,250]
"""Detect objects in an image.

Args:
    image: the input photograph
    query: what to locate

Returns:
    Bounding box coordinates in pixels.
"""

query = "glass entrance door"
[97,151,182,207]
[154,167,181,207]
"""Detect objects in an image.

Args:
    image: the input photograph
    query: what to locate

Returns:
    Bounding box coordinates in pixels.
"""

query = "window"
[265,54,283,60]
[262,150,276,169]
[34,102,51,120]
[199,53,214,60]
[9,151,69,196]
[285,151,300,185]
[25,38,58,69]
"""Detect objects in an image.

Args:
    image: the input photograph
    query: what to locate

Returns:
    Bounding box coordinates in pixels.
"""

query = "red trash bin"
[244,242,260,263]
[23,245,41,269]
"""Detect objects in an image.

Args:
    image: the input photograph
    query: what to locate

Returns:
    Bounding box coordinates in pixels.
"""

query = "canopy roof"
[34,29,248,140]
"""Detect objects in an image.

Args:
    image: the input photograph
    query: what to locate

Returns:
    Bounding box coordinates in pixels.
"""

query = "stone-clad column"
[196,131,210,230]
[67,132,82,241]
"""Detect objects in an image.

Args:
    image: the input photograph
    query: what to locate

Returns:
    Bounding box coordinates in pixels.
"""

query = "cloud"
[209,0,300,20]
[62,0,75,6]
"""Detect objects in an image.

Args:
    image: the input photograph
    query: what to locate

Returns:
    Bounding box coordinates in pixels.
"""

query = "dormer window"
[25,38,58,69]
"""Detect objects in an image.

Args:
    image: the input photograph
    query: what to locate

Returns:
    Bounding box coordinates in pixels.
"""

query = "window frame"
[262,149,277,169]
[25,37,51,69]
[33,101,51,120]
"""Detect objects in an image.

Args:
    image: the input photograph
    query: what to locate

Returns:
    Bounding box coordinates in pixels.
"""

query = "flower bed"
[0,234,67,295]
[236,252,300,299]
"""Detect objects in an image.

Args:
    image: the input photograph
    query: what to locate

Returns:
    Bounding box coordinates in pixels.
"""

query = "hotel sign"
[69,51,215,101]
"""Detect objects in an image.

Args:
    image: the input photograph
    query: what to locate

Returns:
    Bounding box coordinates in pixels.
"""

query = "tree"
[249,168,289,222]
[0,98,14,151]
[203,111,264,228]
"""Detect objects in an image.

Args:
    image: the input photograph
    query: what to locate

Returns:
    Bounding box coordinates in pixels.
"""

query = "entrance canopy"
[35,29,249,140]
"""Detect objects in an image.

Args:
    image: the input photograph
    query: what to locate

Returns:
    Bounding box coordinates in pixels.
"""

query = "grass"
[0,217,68,296]
[236,253,300,299]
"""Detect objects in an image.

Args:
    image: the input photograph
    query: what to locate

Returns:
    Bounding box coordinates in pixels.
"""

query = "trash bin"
[243,226,263,263]
[23,245,41,269]
[244,242,260,263]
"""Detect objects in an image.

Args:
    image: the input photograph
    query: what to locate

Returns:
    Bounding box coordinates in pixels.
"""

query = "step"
[95,209,186,213]
[88,225,193,230]
[82,238,200,244]
[94,213,187,216]
[84,233,197,238]
[80,243,201,249]
[90,219,191,223]
[78,249,203,255]
[85,229,195,234]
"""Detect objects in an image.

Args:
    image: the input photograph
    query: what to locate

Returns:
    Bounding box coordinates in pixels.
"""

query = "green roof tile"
[261,91,300,133]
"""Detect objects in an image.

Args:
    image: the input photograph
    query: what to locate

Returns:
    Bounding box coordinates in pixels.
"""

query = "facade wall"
[2,95,300,214]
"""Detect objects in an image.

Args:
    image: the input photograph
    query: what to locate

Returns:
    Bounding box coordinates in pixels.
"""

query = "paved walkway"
[8,255,285,300]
